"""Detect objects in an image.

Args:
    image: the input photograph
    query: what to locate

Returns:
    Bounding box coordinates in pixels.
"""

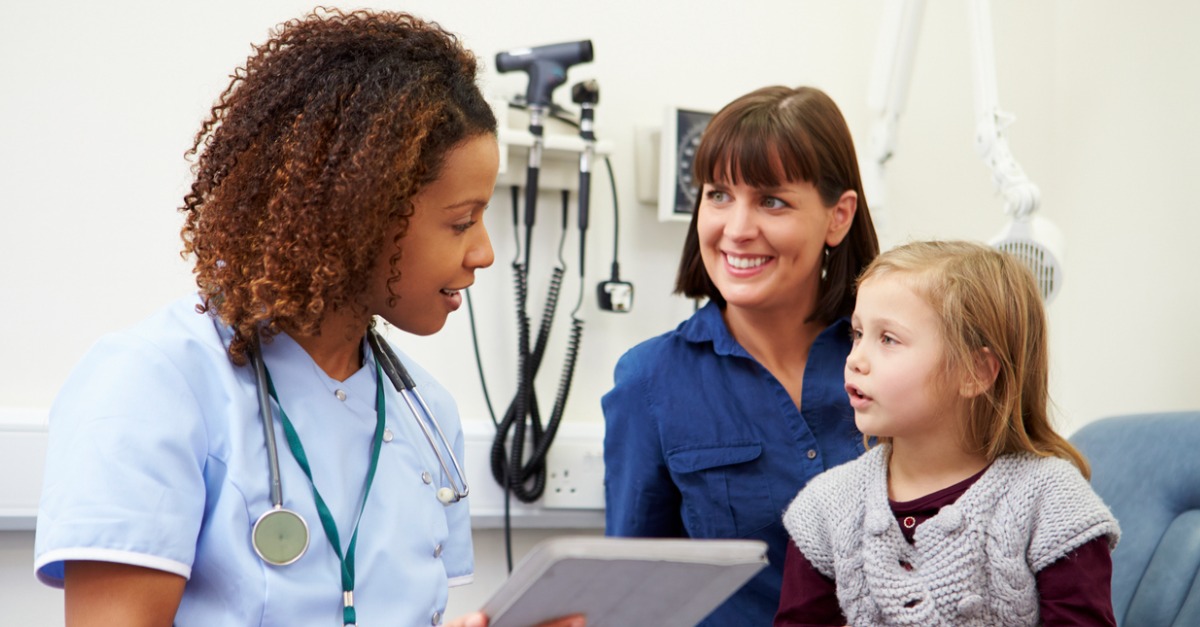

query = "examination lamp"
[966,0,1063,302]
[866,0,1063,302]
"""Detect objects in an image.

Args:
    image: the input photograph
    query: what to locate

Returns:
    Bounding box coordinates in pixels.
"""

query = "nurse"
[602,85,880,626]
[33,8,580,627]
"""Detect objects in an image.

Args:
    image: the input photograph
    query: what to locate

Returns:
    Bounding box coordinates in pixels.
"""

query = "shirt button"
[383,428,394,443]
[807,449,818,460]
[422,471,433,484]
[334,389,347,401]
[434,543,443,558]
[431,611,442,625]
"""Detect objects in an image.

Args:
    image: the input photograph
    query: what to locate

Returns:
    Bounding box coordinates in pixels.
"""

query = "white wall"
[2,0,1198,623]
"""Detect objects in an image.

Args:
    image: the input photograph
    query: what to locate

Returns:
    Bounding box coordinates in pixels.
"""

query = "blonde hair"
[858,240,1089,477]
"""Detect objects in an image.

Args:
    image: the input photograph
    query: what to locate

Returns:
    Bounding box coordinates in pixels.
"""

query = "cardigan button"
[934,504,963,531]
[958,594,985,617]
[865,511,891,535]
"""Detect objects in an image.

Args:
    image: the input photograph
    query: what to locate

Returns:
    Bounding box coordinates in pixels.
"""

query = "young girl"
[774,240,1120,626]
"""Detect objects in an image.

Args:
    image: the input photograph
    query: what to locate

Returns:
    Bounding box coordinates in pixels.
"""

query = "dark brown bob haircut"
[180,8,497,364]
[674,85,879,323]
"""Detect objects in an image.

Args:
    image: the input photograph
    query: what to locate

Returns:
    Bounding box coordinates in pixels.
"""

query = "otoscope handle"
[524,166,540,229]
[572,81,599,234]
[577,169,591,232]
[524,107,545,229]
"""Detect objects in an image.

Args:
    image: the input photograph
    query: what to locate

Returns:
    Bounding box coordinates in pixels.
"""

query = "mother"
[602,85,879,625]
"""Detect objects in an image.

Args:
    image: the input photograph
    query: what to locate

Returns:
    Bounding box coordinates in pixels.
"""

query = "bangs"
[692,107,820,188]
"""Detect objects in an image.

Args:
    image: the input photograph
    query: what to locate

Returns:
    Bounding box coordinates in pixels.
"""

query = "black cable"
[604,155,619,271]
[474,99,600,570]
[557,197,587,442]
[463,282,515,572]
[510,185,521,260]
[465,289,498,429]
[490,191,571,503]
[510,102,619,273]
[540,104,624,298]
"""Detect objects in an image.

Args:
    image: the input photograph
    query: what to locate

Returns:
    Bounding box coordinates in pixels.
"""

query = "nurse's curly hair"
[180,8,496,365]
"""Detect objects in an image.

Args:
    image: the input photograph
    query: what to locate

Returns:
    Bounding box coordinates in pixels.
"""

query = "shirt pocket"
[665,442,775,539]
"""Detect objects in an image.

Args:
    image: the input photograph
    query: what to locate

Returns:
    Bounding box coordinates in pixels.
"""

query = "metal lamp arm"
[968,0,1040,219]
[865,0,926,219]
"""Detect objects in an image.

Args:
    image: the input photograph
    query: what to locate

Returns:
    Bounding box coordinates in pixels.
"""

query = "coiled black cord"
[470,107,603,569]
[490,190,576,503]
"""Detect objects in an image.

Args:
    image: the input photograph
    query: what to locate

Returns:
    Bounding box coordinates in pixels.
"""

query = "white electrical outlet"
[543,440,606,510]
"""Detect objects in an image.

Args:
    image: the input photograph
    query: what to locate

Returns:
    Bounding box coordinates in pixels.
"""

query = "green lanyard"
[265,360,386,627]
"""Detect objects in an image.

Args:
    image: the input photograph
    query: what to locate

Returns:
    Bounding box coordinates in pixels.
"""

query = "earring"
[820,247,830,281]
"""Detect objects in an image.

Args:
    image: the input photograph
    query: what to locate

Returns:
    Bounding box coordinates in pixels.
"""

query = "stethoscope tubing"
[251,340,285,509]
[249,339,310,566]
[367,329,470,502]
[248,328,471,566]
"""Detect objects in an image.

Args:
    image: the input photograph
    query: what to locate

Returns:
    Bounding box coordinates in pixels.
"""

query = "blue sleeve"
[35,333,209,586]
[601,346,684,538]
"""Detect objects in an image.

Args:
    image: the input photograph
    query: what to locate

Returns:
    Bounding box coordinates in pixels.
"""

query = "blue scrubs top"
[602,301,863,627]
[35,295,473,626]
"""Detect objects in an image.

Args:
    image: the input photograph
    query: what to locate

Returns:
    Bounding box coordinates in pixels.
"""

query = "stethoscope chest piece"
[253,506,310,566]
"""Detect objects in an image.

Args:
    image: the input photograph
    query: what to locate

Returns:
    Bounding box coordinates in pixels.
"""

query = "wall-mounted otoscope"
[496,40,594,238]
[489,44,596,512]
[496,40,594,108]
[572,79,598,267]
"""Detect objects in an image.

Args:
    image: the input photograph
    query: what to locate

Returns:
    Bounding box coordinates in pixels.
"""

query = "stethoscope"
[248,328,470,567]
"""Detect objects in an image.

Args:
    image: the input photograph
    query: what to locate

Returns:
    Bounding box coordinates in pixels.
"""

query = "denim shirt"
[602,301,863,627]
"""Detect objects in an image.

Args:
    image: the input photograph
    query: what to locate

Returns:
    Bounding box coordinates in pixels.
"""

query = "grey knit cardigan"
[783,445,1120,626]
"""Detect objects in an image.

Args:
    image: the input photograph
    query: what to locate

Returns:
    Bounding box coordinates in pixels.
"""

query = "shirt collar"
[679,301,745,357]
[680,300,851,359]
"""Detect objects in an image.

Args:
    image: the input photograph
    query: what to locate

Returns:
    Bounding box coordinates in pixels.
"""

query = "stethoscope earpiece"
[437,487,456,505]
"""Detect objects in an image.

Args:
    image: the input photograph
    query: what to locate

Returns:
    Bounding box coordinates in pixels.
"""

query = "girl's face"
[844,274,959,442]
[696,171,855,316]
[369,134,498,335]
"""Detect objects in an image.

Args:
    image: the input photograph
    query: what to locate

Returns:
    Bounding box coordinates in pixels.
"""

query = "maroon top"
[774,466,1116,626]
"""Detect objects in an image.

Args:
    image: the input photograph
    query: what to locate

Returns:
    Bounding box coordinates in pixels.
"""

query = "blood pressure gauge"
[657,107,713,222]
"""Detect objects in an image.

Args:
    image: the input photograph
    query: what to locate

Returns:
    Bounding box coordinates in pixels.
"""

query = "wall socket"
[543,440,606,510]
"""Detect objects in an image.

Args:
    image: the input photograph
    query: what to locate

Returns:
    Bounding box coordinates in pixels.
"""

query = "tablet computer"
[481,536,768,627]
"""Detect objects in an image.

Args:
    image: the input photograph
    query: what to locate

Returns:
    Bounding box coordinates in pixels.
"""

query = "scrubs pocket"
[666,442,775,538]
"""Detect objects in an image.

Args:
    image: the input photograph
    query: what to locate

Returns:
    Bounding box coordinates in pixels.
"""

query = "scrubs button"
[422,471,433,484]
[434,543,444,558]
[807,449,818,460]
[334,389,347,401]
[383,428,394,443]
[431,610,442,625]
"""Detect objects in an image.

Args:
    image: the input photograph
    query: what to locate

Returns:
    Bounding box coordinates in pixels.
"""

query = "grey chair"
[1070,411,1200,627]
